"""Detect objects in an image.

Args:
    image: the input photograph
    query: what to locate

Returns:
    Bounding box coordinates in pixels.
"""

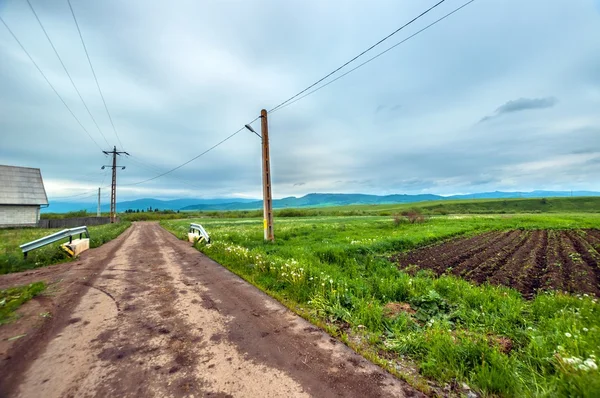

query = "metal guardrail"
[189,223,210,243]
[20,226,90,258]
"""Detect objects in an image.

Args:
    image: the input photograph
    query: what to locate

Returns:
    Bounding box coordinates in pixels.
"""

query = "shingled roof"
[0,165,48,206]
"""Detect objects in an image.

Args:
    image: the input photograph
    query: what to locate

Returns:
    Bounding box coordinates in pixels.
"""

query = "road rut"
[2,223,418,397]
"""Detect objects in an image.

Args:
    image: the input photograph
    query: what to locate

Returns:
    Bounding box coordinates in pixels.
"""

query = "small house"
[0,165,48,227]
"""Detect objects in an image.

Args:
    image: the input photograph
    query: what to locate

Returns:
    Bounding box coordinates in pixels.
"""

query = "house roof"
[0,165,49,206]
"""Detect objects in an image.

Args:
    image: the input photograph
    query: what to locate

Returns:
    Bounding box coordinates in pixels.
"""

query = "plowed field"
[392,229,600,298]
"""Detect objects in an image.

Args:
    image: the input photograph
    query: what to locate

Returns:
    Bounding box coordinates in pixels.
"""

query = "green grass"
[0,222,131,275]
[162,214,600,397]
[372,197,600,215]
[0,282,46,324]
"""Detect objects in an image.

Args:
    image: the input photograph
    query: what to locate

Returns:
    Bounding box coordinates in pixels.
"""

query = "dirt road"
[0,223,419,397]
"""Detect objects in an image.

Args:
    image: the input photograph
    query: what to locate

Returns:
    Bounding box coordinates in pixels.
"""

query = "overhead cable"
[67,0,125,149]
[0,15,103,150]
[26,0,111,148]
[268,0,447,113]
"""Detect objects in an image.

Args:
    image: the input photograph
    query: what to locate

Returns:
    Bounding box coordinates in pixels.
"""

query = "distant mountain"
[43,191,600,213]
[181,191,600,211]
[181,193,444,211]
[450,190,600,200]
[112,198,255,212]
[42,197,255,213]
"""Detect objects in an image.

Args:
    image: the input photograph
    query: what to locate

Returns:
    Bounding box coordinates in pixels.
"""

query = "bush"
[393,214,404,226]
[401,209,426,224]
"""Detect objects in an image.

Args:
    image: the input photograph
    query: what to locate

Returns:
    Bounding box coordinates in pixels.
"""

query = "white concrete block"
[67,238,90,256]
[188,232,200,243]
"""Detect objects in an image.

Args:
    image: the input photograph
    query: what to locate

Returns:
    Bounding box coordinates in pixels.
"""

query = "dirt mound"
[383,302,415,318]
[392,229,600,298]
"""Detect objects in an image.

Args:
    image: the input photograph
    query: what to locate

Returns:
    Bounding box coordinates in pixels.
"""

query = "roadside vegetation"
[163,213,600,397]
[0,222,131,274]
[0,282,46,324]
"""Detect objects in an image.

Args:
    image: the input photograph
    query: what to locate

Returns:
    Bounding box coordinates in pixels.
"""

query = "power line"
[268,0,446,113]
[59,191,106,203]
[67,0,124,150]
[50,189,101,200]
[122,116,260,187]
[123,127,245,186]
[126,155,207,191]
[0,16,103,150]
[26,0,110,148]
[271,0,477,114]
[50,170,109,200]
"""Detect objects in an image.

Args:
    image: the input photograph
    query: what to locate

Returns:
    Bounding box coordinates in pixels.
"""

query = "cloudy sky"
[1,0,600,202]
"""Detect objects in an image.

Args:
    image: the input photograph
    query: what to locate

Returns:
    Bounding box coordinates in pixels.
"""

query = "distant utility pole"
[97,187,101,217]
[102,146,128,223]
[245,110,274,241]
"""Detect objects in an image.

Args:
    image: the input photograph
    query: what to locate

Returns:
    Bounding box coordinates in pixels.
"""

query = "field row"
[394,229,600,297]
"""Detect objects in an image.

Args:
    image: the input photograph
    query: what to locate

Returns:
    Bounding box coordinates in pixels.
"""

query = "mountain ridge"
[180,191,600,211]
[42,190,600,213]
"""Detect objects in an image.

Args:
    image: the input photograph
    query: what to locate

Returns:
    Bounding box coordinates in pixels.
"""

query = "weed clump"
[0,282,46,324]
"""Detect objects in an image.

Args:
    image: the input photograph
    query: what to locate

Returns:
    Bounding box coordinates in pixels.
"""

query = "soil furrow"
[451,231,520,276]
[395,231,498,271]
[563,231,600,296]
[393,229,600,298]
[464,230,530,285]
[542,230,566,292]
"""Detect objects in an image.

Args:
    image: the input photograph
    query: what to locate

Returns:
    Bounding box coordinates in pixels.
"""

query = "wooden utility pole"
[102,146,128,223]
[97,187,101,217]
[260,109,274,241]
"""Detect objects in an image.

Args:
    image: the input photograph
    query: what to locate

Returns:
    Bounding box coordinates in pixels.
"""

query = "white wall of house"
[0,205,40,227]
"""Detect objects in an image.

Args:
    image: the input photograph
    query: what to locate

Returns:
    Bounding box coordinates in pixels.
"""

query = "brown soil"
[1,222,421,397]
[392,229,600,297]
[383,302,415,318]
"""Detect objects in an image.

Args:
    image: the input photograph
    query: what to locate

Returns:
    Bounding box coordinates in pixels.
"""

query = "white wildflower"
[565,332,572,338]
[564,357,582,365]
[584,358,598,370]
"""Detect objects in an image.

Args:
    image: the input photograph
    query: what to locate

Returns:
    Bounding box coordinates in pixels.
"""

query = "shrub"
[401,209,426,224]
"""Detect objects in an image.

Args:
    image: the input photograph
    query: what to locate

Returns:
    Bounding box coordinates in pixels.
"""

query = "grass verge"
[0,282,46,324]
[162,214,600,397]
[0,222,131,275]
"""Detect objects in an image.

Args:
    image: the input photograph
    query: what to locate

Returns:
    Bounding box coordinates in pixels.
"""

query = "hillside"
[181,191,600,211]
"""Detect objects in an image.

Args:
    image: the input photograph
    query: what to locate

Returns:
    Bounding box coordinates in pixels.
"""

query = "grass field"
[332,196,600,215]
[162,213,600,397]
[0,222,131,275]
[0,282,46,324]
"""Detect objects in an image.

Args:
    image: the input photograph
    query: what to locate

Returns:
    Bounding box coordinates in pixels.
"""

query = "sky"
[1,0,600,202]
